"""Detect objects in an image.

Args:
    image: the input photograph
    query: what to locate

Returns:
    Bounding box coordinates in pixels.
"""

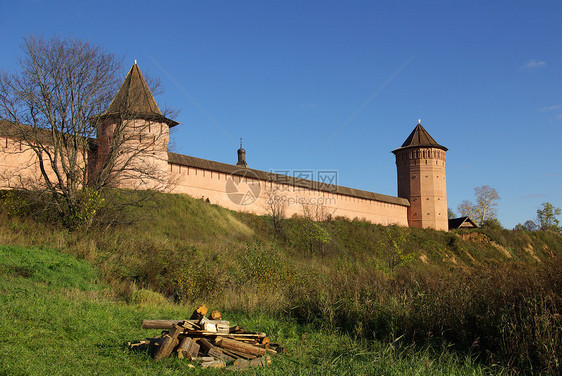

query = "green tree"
[448,208,456,219]
[514,220,538,231]
[536,202,561,231]
[457,185,500,226]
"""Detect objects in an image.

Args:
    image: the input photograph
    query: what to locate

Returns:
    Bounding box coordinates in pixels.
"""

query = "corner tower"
[392,121,448,230]
[94,63,178,190]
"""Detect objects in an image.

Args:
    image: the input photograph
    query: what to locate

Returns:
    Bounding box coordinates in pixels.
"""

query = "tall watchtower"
[94,63,178,190]
[392,121,448,230]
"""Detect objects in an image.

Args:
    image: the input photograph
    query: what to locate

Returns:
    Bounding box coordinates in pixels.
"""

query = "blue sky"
[1,0,561,228]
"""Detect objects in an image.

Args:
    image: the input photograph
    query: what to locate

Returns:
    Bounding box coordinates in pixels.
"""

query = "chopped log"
[229,325,246,334]
[227,356,271,370]
[219,348,245,360]
[210,310,222,320]
[208,348,235,363]
[194,356,215,362]
[128,340,150,352]
[215,337,267,356]
[261,337,270,346]
[201,359,226,368]
[200,317,229,333]
[176,337,200,359]
[197,338,220,356]
[190,304,208,322]
[153,324,183,361]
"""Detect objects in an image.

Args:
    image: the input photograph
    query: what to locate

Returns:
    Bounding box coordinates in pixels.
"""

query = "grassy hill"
[0,191,561,374]
[0,244,495,375]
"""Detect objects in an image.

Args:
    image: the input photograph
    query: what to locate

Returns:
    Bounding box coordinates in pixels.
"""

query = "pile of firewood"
[128,305,284,370]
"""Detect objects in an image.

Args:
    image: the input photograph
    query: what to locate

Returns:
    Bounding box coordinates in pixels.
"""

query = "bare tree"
[0,35,174,228]
[264,185,287,234]
[457,185,500,227]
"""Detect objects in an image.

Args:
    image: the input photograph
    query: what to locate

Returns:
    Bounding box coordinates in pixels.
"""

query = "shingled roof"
[448,216,478,230]
[393,123,447,153]
[100,63,178,127]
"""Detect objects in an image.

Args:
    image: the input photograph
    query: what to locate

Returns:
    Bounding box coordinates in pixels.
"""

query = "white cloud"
[540,104,562,111]
[521,59,546,70]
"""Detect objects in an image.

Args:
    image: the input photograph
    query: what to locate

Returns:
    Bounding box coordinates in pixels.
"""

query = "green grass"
[1,191,561,374]
[0,244,499,375]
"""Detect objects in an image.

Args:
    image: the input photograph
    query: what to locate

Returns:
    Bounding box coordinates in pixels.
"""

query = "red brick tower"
[392,121,448,230]
[93,63,178,189]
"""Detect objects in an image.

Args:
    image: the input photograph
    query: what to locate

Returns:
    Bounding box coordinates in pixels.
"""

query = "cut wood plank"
[215,337,267,356]
[220,348,256,360]
[218,348,245,360]
[181,330,259,338]
[153,324,183,361]
[141,319,229,330]
[228,332,266,338]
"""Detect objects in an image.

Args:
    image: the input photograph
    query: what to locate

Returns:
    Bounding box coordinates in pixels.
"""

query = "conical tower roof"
[101,63,178,127]
[393,122,447,153]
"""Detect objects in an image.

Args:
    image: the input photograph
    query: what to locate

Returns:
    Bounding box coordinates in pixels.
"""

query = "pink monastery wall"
[0,63,453,230]
[0,136,80,190]
[168,162,409,226]
[0,132,409,227]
